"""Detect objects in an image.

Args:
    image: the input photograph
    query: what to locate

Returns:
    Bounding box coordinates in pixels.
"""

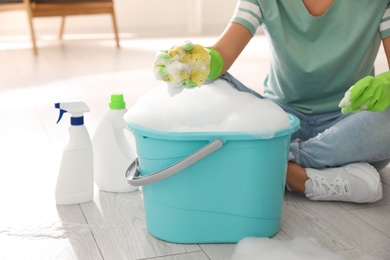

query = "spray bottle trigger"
[56,109,68,124]
[55,103,68,124]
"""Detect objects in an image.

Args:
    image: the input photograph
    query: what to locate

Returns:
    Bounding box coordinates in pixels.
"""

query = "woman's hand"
[153,40,223,88]
[339,71,390,114]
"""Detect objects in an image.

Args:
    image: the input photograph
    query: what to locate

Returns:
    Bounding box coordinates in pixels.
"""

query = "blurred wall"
[0,0,238,37]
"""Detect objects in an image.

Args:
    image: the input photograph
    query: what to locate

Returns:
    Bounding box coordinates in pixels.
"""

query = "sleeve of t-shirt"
[230,0,263,36]
[380,3,390,38]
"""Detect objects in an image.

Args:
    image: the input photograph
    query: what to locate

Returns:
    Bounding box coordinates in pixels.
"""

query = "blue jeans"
[216,72,390,171]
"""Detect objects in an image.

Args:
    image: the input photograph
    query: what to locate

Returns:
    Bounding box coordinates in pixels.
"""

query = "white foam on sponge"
[231,236,347,260]
[124,79,290,136]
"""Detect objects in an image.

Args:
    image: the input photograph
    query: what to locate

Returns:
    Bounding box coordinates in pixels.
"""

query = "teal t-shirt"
[232,0,390,114]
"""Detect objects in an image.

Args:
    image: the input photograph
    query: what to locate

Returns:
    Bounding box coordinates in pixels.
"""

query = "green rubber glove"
[339,71,390,114]
[153,40,223,88]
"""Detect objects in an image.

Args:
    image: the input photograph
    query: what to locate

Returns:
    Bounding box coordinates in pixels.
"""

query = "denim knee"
[289,109,390,169]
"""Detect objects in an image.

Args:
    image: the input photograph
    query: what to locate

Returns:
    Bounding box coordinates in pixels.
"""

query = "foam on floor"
[231,236,346,260]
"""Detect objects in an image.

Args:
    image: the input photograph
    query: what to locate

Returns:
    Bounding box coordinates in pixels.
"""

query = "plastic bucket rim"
[128,113,300,141]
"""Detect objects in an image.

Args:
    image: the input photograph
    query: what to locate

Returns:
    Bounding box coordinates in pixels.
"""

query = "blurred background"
[0,0,237,39]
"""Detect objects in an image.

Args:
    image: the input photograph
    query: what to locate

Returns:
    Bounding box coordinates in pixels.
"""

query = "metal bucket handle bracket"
[125,139,223,186]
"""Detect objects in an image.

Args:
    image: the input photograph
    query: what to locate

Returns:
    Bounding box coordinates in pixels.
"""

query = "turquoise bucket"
[126,114,300,243]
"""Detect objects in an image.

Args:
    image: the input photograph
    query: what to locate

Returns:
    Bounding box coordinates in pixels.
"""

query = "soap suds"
[125,79,290,137]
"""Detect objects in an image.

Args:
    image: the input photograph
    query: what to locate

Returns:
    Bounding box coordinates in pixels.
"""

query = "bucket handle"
[125,139,223,186]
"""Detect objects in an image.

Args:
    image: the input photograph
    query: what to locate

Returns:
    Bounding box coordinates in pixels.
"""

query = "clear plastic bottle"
[55,101,94,205]
[93,94,138,192]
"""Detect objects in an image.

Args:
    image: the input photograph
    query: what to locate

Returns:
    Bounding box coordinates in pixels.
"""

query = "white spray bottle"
[55,101,94,205]
[92,94,138,192]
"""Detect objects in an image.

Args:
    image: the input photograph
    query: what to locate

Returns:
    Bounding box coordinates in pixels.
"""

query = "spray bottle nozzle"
[55,101,90,125]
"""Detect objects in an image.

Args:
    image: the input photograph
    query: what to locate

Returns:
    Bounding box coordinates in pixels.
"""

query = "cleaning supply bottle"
[92,94,138,192]
[55,101,94,205]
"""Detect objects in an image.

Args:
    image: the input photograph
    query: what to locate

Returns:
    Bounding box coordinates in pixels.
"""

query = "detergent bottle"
[55,101,94,205]
[92,94,138,192]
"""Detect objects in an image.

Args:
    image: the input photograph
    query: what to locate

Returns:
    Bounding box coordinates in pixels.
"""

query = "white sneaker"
[305,162,383,203]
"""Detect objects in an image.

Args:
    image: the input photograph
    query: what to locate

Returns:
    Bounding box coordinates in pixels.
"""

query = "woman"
[154,0,390,203]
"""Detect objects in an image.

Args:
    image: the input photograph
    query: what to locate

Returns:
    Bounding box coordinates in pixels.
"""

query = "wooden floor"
[0,34,389,260]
